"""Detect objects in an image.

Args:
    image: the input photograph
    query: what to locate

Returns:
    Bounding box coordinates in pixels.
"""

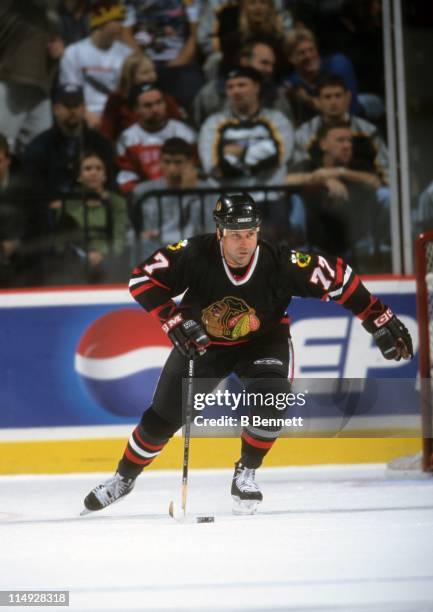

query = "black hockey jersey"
[129,234,388,345]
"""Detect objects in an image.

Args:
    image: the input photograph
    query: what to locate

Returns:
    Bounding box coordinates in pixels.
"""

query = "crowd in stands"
[0,0,393,287]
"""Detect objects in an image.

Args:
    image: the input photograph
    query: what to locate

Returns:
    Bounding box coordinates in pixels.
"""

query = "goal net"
[388,231,433,473]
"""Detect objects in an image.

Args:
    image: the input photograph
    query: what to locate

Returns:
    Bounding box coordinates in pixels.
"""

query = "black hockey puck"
[196,516,215,523]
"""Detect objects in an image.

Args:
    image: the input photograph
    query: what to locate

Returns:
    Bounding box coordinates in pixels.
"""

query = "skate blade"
[80,508,93,516]
[79,491,131,517]
[232,496,261,515]
[168,500,215,524]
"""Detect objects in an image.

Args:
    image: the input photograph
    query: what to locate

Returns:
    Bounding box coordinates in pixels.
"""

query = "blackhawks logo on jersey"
[167,239,188,251]
[290,251,311,268]
[201,296,260,340]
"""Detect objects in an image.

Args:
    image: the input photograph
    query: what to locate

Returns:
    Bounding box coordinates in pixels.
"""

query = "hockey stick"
[181,356,194,516]
[169,357,214,523]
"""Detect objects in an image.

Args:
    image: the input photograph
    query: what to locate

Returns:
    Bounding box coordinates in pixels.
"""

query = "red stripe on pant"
[242,432,276,450]
[124,447,154,466]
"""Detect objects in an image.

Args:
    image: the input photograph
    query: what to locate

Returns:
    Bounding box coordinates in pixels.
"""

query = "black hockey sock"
[117,408,179,479]
[239,431,277,469]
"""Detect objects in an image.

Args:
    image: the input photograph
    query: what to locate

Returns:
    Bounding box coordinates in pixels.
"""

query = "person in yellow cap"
[59,0,133,130]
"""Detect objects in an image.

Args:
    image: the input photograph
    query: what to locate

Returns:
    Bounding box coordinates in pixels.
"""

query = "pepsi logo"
[75,308,171,417]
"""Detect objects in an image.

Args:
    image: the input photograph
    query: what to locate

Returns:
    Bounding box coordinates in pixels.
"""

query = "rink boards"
[0,278,422,473]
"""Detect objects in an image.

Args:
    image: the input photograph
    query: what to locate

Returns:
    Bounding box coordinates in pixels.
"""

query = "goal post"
[415,231,433,472]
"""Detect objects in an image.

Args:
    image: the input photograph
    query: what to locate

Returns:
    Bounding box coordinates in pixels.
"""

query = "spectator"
[59,0,133,130]
[132,138,214,258]
[286,122,387,264]
[116,83,196,194]
[416,180,433,234]
[198,67,294,193]
[284,27,361,125]
[220,0,289,74]
[198,0,293,79]
[193,39,293,127]
[294,75,388,178]
[100,51,183,143]
[0,134,44,286]
[57,0,91,47]
[0,0,64,155]
[50,152,129,283]
[121,0,203,110]
[292,0,385,117]
[24,84,115,208]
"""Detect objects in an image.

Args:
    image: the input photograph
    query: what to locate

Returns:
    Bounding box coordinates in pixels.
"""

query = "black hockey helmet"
[213,193,262,231]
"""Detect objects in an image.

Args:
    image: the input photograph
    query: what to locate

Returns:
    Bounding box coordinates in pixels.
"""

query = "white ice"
[1,465,433,611]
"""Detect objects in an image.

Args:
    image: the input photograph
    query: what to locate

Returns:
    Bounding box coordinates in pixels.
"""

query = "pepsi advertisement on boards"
[0,280,419,430]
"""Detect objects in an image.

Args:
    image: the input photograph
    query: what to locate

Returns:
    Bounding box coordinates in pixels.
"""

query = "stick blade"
[168,500,175,519]
[168,500,214,524]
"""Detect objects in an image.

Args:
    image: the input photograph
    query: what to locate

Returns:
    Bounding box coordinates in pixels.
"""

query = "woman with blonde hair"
[239,0,286,41]
[100,52,182,142]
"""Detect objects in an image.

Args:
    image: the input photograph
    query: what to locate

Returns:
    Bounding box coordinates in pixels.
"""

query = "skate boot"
[231,460,263,515]
[83,472,135,512]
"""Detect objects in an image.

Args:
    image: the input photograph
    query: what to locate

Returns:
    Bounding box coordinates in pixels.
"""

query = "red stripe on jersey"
[336,276,360,305]
[241,432,275,449]
[280,317,290,325]
[130,283,154,297]
[149,299,177,319]
[357,296,379,321]
[335,258,344,287]
[132,267,142,275]
[146,276,171,291]
[124,447,153,466]
[133,429,165,452]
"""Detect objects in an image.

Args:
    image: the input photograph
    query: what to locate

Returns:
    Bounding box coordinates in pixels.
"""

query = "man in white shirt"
[116,83,196,193]
[59,0,133,129]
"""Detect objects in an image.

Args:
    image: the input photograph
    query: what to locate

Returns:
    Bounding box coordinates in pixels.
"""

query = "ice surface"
[1,465,433,611]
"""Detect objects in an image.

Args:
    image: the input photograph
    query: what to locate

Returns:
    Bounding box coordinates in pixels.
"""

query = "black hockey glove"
[363,310,413,361]
[162,315,210,358]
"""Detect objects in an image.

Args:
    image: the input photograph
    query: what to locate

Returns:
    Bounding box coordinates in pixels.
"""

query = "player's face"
[136,90,167,130]
[226,77,260,114]
[220,228,259,267]
[290,40,320,75]
[249,43,276,77]
[318,86,351,118]
[160,153,190,187]
[320,128,353,164]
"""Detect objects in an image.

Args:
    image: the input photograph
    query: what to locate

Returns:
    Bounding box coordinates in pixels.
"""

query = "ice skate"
[231,461,263,515]
[82,472,135,513]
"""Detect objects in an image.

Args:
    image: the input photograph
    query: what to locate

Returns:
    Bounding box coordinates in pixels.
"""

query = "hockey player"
[83,193,413,515]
